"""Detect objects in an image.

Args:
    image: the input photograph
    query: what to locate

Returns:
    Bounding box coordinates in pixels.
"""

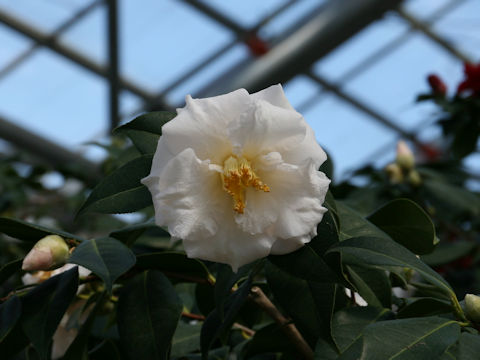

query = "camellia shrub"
[1,80,480,360]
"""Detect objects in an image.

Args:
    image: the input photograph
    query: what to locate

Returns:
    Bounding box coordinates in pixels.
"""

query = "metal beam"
[306,71,416,142]
[198,0,403,96]
[0,0,104,81]
[0,114,101,183]
[107,0,120,130]
[396,7,473,63]
[0,8,170,110]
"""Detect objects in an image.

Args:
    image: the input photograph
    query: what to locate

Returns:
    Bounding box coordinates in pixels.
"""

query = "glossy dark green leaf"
[214,263,252,321]
[314,338,339,360]
[336,202,388,241]
[171,322,202,358]
[62,292,107,360]
[421,241,475,267]
[422,178,480,217]
[265,262,330,348]
[268,245,340,284]
[136,252,212,281]
[114,111,176,154]
[346,265,391,308]
[0,296,22,342]
[452,332,480,359]
[326,236,455,300]
[21,267,79,360]
[201,276,252,359]
[69,237,136,294]
[109,220,159,247]
[88,340,122,360]
[117,270,183,360]
[77,154,153,216]
[332,306,391,353]
[367,199,436,255]
[0,259,22,285]
[397,297,452,319]
[361,316,460,359]
[0,217,84,242]
[243,323,296,358]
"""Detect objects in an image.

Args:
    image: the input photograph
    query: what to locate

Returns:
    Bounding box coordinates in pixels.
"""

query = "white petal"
[184,219,274,272]
[162,89,251,164]
[142,148,226,240]
[236,155,330,243]
[250,84,294,110]
[227,99,306,159]
[282,123,327,169]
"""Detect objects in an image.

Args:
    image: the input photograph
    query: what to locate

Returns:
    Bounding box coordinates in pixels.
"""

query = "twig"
[180,312,256,337]
[248,286,314,360]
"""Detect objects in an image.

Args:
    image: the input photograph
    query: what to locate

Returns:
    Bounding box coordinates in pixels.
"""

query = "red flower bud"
[244,34,269,57]
[457,62,480,96]
[427,74,447,96]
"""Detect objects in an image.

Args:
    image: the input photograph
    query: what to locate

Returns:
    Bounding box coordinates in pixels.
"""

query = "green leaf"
[136,252,212,282]
[62,292,107,360]
[314,338,339,360]
[336,202,388,241]
[21,267,79,360]
[265,261,332,347]
[0,259,22,286]
[0,296,22,342]
[109,221,162,247]
[77,154,153,216]
[171,322,202,358]
[422,178,480,217]
[346,265,391,308]
[326,236,455,300]
[69,237,136,294]
[332,306,392,353]
[214,263,252,321]
[0,217,84,242]
[243,323,296,358]
[88,340,122,360]
[114,111,176,154]
[200,275,252,359]
[421,241,475,267]
[268,245,340,284]
[367,199,436,255]
[397,297,452,319]
[452,332,480,359]
[117,270,183,360]
[361,316,460,359]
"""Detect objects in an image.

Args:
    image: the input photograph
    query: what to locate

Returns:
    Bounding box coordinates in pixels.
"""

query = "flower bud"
[396,140,415,170]
[385,163,403,184]
[465,294,480,323]
[427,74,447,96]
[22,235,70,271]
[408,170,422,187]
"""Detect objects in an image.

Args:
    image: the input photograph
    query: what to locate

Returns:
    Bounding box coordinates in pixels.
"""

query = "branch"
[248,286,314,360]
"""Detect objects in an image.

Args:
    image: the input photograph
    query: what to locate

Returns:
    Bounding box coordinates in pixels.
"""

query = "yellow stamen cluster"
[221,156,270,214]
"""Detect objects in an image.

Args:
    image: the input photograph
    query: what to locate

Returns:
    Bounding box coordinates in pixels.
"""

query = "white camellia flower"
[142,85,330,271]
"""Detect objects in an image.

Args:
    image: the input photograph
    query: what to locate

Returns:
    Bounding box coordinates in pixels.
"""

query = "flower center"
[221,155,270,214]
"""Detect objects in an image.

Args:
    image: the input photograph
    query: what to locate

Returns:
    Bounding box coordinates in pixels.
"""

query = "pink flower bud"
[396,140,415,170]
[22,235,70,271]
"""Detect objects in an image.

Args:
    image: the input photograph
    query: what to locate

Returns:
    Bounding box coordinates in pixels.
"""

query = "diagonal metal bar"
[0,113,101,182]
[297,0,468,116]
[306,70,416,142]
[107,0,120,130]
[0,0,104,81]
[0,7,170,109]
[197,0,403,96]
[396,6,473,63]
